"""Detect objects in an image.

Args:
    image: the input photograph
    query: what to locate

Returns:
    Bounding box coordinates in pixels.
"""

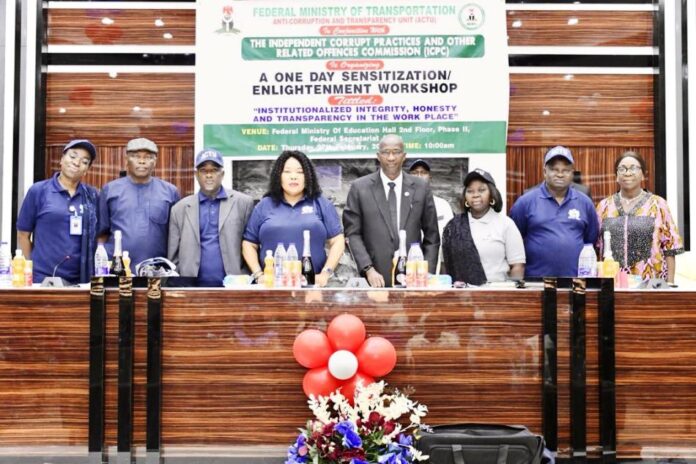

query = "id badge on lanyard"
[69,205,83,236]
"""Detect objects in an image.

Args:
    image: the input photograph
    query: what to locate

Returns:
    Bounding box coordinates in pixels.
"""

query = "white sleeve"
[504,216,526,264]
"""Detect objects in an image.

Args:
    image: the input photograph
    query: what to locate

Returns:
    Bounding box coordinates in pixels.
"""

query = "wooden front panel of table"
[1,288,695,459]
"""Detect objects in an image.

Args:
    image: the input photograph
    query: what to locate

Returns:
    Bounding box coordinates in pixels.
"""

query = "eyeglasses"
[617,166,642,175]
[378,149,404,156]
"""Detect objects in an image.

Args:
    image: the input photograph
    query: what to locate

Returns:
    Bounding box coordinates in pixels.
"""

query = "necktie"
[388,182,398,234]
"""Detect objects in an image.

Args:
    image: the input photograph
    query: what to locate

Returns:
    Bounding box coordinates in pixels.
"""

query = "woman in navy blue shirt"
[16,139,99,284]
[242,150,344,286]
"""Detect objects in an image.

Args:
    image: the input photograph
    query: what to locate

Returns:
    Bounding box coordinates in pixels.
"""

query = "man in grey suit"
[168,149,254,286]
[343,134,440,287]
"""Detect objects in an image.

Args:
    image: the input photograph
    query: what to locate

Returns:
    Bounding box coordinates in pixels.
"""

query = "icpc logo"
[459,4,485,30]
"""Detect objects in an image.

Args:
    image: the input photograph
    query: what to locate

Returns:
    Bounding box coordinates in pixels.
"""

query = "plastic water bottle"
[94,242,109,276]
[406,243,425,287]
[286,243,300,288]
[273,243,286,287]
[0,242,11,286]
[577,244,598,277]
[24,260,33,286]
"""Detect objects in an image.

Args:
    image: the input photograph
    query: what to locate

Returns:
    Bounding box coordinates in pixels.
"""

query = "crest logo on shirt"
[301,206,314,215]
[568,209,581,220]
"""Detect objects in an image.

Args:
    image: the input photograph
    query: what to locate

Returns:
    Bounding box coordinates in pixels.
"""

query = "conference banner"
[196,0,509,160]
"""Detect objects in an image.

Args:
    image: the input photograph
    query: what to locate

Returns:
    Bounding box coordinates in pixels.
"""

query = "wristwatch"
[361,265,374,275]
[322,267,334,277]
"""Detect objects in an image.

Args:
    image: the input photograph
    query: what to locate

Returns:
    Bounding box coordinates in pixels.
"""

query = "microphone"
[41,255,71,287]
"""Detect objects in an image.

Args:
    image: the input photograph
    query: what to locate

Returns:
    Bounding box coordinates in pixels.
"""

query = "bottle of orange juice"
[263,250,274,288]
[11,249,26,287]
[601,231,620,281]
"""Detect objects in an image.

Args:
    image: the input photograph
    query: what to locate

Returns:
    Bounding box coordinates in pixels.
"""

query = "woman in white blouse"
[442,168,525,284]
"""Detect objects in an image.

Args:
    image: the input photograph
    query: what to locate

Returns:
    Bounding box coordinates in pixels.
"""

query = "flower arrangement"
[286,381,429,464]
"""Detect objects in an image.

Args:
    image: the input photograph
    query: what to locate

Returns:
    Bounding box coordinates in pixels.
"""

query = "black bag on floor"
[417,424,545,464]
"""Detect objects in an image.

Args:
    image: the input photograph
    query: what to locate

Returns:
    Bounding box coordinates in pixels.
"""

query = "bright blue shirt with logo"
[17,173,98,283]
[197,188,227,287]
[510,182,599,278]
[243,195,342,272]
[98,176,180,269]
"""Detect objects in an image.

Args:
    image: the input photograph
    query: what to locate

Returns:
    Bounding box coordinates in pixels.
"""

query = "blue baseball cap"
[544,146,574,165]
[63,139,97,161]
[195,148,224,168]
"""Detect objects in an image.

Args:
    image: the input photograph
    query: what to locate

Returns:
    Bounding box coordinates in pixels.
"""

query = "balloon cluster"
[293,314,397,402]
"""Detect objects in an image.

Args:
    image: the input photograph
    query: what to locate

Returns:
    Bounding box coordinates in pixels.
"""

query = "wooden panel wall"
[43,6,657,200]
[506,11,653,46]
[46,73,195,194]
[2,288,696,460]
[156,290,543,445]
[47,10,653,47]
[45,145,195,197]
[48,9,195,45]
[0,290,90,445]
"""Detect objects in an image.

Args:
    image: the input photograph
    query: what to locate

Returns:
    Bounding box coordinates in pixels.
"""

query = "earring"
[464,201,470,208]
[490,200,495,206]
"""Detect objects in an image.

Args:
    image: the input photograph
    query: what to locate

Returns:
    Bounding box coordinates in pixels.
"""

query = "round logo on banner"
[459,4,485,30]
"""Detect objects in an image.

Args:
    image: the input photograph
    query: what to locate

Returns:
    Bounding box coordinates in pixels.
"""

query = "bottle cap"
[123,251,129,258]
[266,250,273,257]
[15,249,22,257]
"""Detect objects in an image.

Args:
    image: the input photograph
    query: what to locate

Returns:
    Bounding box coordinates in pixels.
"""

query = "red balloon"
[327,314,366,352]
[293,329,333,368]
[302,367,342,398]
[355,337,397,377]
[341,372,375,404]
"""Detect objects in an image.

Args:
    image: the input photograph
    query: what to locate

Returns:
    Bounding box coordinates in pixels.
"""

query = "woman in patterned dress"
[596,151,684,283]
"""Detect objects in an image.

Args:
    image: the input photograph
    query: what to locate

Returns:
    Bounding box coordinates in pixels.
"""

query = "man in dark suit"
[343,134,440,287]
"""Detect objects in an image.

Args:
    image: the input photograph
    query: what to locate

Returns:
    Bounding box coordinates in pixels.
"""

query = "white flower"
[308,395,332,424]
[409,447,429,461]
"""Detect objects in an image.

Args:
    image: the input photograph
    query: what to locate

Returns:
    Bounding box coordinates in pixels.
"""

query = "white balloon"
[328,350,359,380]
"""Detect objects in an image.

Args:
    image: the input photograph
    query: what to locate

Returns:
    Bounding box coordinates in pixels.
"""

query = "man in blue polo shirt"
[98,138,180,271]
[510,146,599,278]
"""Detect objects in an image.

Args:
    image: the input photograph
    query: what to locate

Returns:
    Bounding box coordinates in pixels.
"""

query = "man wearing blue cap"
[510,146,599,278]
[168,149,254,286]
[17,139,99,283]
[98,137,180,271]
